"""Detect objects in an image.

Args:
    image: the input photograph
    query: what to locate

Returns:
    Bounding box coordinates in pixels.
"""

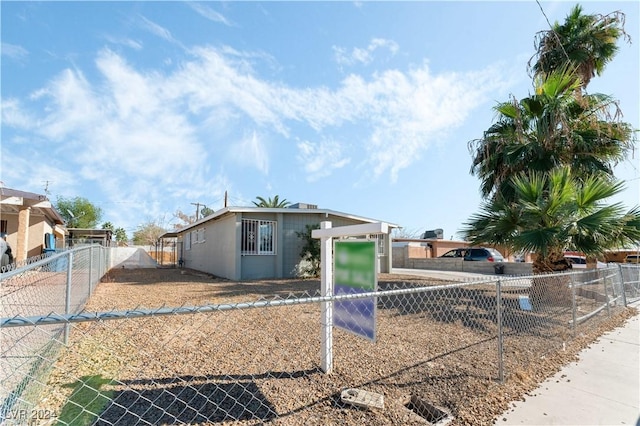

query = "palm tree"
[252,195,291,208]
[529,4,629,90]
[462,167,640,274]
[469,67,634,202]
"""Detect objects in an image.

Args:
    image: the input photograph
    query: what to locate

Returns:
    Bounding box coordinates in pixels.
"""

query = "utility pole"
[191,202,203,220]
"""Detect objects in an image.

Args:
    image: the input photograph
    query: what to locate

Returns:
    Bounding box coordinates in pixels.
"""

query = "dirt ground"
[42,268,635,425]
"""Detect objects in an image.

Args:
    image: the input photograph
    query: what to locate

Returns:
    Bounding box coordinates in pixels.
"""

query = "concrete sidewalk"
[497,301,640,425]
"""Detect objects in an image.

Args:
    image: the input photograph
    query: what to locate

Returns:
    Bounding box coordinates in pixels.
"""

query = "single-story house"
[169,203,398,280]
[0,186,67,261]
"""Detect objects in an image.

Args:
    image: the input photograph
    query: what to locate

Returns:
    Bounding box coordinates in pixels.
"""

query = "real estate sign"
[333,240,377,341]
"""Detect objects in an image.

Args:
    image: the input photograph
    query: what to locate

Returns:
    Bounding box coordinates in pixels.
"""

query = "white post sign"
[312,221,388,373]
[334,240,377,341]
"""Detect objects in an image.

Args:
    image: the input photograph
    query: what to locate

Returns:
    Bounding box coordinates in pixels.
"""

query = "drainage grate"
[405,395,453,425]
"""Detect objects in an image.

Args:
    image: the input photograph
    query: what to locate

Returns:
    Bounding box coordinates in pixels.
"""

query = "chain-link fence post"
[602,270,611,317]
[496,279,504,383]
[618,264,628,307]
[89,244,94,296]
[570,274,577,335]
[64,250,74,345]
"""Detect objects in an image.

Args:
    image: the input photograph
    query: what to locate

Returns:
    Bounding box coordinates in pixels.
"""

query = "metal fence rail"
[0,264,634,425]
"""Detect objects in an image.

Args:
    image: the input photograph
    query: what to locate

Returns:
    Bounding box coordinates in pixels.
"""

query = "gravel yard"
[41,268,635,425]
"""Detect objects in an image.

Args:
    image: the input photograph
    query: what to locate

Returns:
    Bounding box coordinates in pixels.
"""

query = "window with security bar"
[241,219,276,255]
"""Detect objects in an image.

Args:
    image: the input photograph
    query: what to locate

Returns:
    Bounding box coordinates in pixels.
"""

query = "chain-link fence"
[619,263,640,303]
[0,245,111,424]
[0,264,636,425]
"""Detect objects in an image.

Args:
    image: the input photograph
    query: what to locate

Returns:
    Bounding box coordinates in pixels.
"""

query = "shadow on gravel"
[96,369,321,424]
[97,379,278,424]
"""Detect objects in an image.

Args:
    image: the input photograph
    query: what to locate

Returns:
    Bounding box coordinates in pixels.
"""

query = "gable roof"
[169,206,399,235]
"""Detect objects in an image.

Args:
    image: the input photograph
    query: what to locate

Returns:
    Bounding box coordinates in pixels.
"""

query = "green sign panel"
[334,240,377,341]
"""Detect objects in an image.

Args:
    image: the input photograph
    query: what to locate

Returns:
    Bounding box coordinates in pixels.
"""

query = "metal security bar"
[241,219,276,255]
[0,265,631,425]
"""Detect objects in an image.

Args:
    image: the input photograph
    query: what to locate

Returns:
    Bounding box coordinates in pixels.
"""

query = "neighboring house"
[170,203,398,280]
[0,186,67,262]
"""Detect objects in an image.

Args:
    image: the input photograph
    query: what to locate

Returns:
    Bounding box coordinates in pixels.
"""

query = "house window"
[198,228,206,243]
[185,232,191,251]
[242,219,276,255]
[0,220,6,234]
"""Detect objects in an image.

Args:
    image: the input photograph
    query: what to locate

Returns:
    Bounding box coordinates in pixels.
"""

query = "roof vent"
[289,203,317,209]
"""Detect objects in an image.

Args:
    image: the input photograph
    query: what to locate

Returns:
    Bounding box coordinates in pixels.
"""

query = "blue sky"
[2,1,639,239]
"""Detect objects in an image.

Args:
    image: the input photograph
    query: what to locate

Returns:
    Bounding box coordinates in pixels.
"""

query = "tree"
[56,197,102,228]
[530,4,629,90]
[252,195,290,208]
[103,221,128,245]
[391,227,423,239]
[294,224,321,277]
[200,206,214,217]
[469,67,634,202]
[132,222,166,246]
[462,167,640,274]
[172,206,214,229]
[114,227,128,244]
[172,210,196,230]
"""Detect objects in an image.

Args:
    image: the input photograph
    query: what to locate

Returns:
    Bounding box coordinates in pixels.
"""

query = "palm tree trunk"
[531,252,573,307]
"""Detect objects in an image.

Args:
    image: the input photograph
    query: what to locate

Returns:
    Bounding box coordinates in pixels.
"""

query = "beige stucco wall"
[2,210,56,260]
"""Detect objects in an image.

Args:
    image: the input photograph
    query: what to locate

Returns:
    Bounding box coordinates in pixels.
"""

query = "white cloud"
[138,15,178,45]
[187,2,233,26]
[3,42,506,226]
[352,64,505,181]
[1,98,34,128]
[1,42,29,61]
[230,131,269,174]
[0,149,78,196]
[333,38,399,66]
[297,139,350,182]
[6,48,209,226]
[103,35,143,50]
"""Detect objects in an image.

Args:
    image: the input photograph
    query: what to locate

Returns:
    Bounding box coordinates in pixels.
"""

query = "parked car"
[625,254,640,264]
[564,253,587,269]
[439,248,467,258]
[439,247,505,262]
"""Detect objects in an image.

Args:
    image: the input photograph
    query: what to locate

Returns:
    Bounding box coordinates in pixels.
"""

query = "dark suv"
[440,247,505,262]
